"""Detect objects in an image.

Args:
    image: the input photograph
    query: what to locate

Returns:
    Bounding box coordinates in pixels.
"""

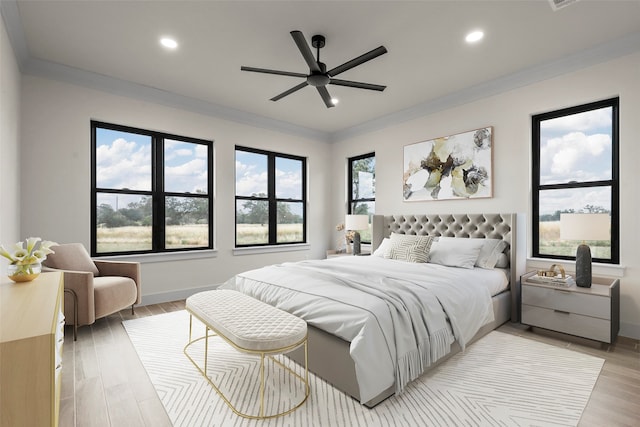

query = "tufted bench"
[184,289,309,419]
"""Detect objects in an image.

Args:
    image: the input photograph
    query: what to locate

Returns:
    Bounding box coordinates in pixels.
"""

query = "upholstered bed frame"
[287,213,518,407]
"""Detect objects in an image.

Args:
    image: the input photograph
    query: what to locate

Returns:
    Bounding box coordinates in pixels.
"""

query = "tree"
[582,205,609,214]
[241,193,268,225]
[277,203,302,224]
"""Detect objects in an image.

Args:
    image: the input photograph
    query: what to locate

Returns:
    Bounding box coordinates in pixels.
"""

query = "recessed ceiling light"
[465,31,484,43]
[331,98,339,105]
[160,37,178,49]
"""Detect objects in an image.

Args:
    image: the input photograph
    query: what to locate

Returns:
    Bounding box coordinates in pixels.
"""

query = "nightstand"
[521,271,620,343]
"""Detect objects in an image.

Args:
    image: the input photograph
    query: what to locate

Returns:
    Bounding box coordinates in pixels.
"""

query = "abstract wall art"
[403,126,493,201]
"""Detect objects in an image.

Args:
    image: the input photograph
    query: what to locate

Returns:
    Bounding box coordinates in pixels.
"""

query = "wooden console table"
[1,272,65,427]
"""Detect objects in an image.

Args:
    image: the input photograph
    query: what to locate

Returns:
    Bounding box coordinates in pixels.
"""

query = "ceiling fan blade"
[316,86,335,108]
[270,81,309,101]
[290,30,321,73]
[329,79,386,91]
[241,66,307,78]
[328,46,387,77]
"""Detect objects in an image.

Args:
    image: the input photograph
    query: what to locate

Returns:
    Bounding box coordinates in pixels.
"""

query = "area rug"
[123,310,604,427]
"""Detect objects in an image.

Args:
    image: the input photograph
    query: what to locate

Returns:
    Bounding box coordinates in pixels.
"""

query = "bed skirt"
[285,289,512,407]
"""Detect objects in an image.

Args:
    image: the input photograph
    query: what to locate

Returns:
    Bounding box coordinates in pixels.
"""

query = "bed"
[221,213,520,407]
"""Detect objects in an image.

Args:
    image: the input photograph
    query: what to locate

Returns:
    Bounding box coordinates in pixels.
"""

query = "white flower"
[0,237,58,267]
[12,249,28,262]
[25,237,41,253]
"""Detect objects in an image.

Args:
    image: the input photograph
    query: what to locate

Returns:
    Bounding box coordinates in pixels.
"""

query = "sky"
[235,150,303,200]
[96,128,210,207]
[96,128,152,191]
[538,106,613,215]
[96,129,303,215]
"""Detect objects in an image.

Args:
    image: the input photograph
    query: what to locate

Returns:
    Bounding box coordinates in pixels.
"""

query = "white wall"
[11,36,640,338]
[0,17,21,277]
[19,76,331,302]
[331,52,640,339]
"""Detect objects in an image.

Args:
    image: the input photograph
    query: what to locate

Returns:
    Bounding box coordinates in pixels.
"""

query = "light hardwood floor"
[60,302,639,427]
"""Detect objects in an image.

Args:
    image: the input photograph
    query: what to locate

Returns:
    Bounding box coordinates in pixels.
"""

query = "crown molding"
[3,1,639,144]
[22,56,330,142]
[329,31,640,143]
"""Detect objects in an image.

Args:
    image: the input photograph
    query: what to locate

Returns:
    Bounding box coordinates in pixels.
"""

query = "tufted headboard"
[371,213,518,320]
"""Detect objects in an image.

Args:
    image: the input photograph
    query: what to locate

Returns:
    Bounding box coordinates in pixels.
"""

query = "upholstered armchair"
[42,243,141,339]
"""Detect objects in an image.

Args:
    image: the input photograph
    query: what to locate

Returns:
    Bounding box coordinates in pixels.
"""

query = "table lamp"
[560,213,610,287]
[345,214,369,255]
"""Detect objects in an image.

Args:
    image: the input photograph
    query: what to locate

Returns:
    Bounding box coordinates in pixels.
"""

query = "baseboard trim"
[140,285,221,306]
[619,321,640,340]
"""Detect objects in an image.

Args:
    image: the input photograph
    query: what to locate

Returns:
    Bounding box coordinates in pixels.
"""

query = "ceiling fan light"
[465,30,484,43]
[160,37,178,49]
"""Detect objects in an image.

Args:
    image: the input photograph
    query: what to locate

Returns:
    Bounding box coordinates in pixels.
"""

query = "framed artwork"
[403,126,493,201]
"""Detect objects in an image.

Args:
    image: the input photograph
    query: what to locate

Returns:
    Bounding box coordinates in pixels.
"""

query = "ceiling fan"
[241,30,387,108]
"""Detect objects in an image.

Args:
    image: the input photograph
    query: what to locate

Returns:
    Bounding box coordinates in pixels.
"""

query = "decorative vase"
[7,262,42,283]
[345,240,352,254]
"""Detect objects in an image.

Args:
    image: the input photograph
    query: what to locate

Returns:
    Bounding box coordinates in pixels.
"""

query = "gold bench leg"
[204,326,209,376]
[260,353,265,418]
[183,311,309,419]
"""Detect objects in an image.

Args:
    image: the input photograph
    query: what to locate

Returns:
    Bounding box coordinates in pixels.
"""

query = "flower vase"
[345,241,352,254]
[7,262,42,283]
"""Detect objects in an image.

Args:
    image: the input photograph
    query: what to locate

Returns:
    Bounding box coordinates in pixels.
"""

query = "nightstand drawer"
[522,284,611,320]
[522,305,612,342]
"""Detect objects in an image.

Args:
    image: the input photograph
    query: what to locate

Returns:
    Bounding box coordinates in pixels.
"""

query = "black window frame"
[348,152,375,243]
[348,152,376,214]
[234,146,307,247]
[91,120,214,256]
[532,97,619,264]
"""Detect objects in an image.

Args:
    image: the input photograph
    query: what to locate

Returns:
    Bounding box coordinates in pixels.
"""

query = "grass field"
[539,221,611,259]
[96,223,303,252]
[235,223,303,245]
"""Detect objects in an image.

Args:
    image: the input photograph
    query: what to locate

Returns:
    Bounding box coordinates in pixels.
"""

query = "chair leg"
[64,288,78,341]
[131,304,135,315]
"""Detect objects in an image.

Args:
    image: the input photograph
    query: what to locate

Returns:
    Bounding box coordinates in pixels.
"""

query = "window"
[532,98,619,263]
[235,146,306,246]
[348,153,375,242]
[91,121,213,256]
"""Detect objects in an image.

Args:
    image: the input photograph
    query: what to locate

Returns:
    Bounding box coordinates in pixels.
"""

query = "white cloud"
[539,187,611,216]
[541,108,611,133]
[195,144,208,158]
[165,158,208,192]
[540,132,611,182]
[96,138,151,190]
[235,160,267,196]
[275,168,302,199]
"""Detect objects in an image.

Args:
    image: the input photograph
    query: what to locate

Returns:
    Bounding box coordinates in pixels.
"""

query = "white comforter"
[220,256,502,403]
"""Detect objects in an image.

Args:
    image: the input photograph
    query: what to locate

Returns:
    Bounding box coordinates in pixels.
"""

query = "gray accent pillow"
[384,233,433,263]
[475,239,509,269]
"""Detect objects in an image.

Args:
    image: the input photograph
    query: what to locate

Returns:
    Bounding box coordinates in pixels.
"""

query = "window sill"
[233,243,310,256]
[94,249,218,264]
[526,257,625,278]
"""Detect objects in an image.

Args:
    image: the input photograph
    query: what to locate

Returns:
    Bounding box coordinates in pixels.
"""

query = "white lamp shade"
[345,214,369,231]
[560,213,610,241]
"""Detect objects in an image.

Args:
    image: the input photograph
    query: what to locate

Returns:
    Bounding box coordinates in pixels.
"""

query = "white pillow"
[428,237,485,269]
[475,239,508,269]
[384,233,433,263]
[372,238,391,257]
[495,253,509,268]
